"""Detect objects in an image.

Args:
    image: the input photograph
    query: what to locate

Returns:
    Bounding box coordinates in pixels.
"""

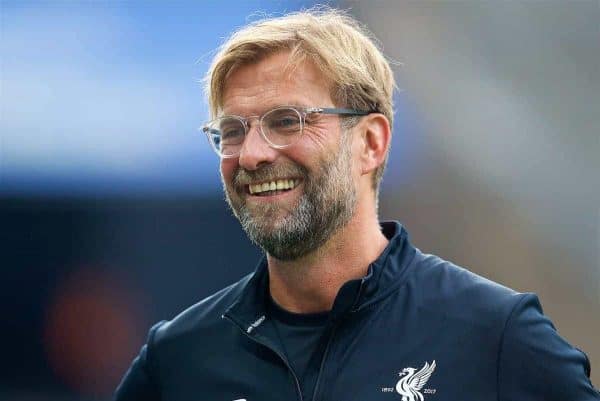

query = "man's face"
[220,52,359,260]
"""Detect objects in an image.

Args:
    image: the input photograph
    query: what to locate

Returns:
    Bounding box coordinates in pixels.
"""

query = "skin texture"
[220,51,391,313]
[228,130,358,261]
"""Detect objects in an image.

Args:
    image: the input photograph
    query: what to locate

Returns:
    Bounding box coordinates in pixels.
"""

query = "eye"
[264,109,301,134]
[273,116,300,128]
[218,120,245,143]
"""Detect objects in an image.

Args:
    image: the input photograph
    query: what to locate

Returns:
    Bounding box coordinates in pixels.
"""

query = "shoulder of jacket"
[152,272,254,344]
[409,251,526,324]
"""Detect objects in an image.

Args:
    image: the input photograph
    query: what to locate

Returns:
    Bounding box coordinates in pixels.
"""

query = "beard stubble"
[223,136,357,260]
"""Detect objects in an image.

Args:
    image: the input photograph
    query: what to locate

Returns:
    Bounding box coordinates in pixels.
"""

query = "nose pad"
[238,119,278,170]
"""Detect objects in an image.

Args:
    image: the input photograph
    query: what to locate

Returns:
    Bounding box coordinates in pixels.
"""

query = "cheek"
[350,136,364,177]
[220,159,238,185]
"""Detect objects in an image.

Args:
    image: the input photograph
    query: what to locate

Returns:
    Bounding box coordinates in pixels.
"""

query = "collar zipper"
[310,324,338,401]
[223,314,304,401]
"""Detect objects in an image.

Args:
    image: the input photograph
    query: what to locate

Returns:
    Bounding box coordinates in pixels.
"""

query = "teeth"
[249,179,299,194]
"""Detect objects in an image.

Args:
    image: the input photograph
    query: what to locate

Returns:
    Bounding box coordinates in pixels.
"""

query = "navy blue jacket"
[116,222,599,400]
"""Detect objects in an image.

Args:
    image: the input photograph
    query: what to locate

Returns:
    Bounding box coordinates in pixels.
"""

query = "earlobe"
[359,114,391,176]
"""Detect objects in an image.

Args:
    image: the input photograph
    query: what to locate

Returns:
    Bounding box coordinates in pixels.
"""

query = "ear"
[356,113,391,177]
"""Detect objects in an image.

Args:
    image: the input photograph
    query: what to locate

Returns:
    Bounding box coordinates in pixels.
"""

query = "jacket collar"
[224,221,416,330]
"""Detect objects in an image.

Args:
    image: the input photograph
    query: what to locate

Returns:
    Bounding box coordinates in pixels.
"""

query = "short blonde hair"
[205,7,396,189]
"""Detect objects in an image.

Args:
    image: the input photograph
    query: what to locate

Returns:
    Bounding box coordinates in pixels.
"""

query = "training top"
[115,221,599,401]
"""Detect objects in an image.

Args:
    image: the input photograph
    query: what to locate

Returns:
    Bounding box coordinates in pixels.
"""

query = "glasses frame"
[201,106,376,159]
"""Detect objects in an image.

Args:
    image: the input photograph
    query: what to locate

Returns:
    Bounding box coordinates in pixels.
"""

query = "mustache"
[232,163,307,187]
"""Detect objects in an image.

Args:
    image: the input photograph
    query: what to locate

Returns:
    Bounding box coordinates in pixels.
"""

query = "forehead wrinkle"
[222,85,321,117]
[222,85,282,116]
[221,52,333,117]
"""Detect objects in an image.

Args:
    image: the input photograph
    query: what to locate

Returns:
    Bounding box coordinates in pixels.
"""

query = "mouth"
[246,178,301,197]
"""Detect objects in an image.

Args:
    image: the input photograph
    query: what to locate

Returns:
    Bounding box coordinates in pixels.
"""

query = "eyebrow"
[220,104,312,117]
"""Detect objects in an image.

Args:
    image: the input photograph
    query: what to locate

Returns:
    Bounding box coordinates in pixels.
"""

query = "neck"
[266,202,388,314]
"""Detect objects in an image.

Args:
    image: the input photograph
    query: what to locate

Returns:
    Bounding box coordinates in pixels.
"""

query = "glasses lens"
[262,107,302,146]
[203,117,245,157]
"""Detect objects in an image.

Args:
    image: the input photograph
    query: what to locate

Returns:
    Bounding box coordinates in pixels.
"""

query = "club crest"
[381,360,437,400]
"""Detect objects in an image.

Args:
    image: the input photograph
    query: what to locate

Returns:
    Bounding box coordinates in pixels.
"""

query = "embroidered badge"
[381,360,437,400]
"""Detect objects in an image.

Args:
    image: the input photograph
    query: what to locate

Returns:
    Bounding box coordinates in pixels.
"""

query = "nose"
[237,121,278,170]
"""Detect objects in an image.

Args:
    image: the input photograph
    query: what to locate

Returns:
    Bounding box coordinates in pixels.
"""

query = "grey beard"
[224,142,356,260]
[236,175,355,260]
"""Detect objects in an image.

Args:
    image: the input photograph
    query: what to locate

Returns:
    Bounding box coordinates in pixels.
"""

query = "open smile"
[247,178,302,197]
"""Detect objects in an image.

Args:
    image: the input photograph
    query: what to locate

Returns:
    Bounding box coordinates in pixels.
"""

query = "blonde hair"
[205,7,396,189]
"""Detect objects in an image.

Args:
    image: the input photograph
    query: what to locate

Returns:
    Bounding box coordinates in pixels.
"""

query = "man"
[116,8,598,401]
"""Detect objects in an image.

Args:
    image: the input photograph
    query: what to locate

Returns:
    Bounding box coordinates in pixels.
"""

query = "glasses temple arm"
[309,107,375,116]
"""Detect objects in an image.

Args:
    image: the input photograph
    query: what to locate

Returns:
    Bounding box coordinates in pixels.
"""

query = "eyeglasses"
[201,106,375,158]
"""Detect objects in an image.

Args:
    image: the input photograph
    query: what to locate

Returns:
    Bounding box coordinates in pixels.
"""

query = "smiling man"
[115,8,598,401]
[220,51,365,264]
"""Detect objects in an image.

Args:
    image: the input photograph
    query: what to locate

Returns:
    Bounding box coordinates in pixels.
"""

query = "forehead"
[221,51,332,115]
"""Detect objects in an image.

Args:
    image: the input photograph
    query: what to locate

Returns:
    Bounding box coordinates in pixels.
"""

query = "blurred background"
[1,0,598,399]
